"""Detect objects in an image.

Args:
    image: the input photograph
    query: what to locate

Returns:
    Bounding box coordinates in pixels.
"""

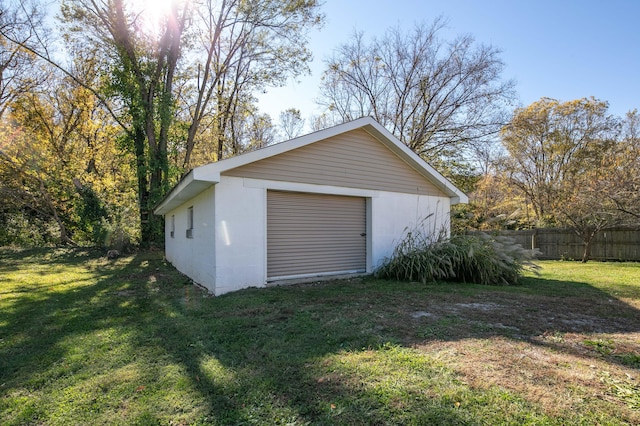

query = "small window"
[170,215,175,238]
[186,206,194,238]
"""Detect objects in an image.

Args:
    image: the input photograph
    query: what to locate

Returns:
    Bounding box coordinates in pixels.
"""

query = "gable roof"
[154,116,468,215]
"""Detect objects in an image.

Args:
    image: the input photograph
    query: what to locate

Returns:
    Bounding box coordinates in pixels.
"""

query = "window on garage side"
[186,206,194,238]
[170,215,175,238]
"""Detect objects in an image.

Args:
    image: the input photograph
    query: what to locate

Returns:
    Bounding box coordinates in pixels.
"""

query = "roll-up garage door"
[267,190,366,279]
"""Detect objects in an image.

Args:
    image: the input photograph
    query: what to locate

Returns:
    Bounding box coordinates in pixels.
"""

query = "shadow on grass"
[1,249,639,424]
[0,249,220,423]
[146,282,487,424]
[142,272,640,423]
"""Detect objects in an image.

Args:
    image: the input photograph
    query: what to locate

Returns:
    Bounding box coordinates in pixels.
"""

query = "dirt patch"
[405,290,639,337]
[453,302,504,311]
[411,311,434,319]
[419,336,639,422]
[393,287,640,423]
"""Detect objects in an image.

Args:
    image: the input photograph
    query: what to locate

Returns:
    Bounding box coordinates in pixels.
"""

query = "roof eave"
[361,120,469,203]
[153,168,220,215]
[154,116,469,214]
[197,117,378,177]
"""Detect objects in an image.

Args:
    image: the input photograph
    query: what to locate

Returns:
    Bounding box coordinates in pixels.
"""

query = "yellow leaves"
[0,74,139,243]
[499,96,621,226]
[468,173,531,230]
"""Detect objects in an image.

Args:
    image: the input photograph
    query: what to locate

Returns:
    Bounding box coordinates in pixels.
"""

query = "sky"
[257,0,640,129]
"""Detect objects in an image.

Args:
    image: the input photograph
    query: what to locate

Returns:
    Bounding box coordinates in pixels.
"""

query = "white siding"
[223,178,449,290]
[370,192,451,269]
[164,186,216,291]
[212,176,267,295]
[162,176,451,295]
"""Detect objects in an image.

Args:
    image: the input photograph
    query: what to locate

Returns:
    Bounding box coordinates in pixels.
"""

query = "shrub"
[101,218,137,252]
[375,230,539,285]
[0,212,58,247]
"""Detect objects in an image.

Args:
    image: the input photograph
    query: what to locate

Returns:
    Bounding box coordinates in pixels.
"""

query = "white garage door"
[267,190,367,279]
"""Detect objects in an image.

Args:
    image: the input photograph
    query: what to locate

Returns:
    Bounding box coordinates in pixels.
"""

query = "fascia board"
[198,117,377,176]
[155,118,382,216]
[153,170,218,215]
[154,116,469,215]
[362,120,469,204]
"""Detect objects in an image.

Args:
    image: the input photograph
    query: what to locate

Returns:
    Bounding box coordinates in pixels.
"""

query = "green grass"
[1,249,639,425]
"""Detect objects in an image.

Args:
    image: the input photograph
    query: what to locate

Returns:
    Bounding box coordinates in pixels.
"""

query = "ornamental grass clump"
[376,230,539,285]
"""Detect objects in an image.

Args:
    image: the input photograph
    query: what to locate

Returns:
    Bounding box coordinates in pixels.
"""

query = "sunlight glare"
[129,0,182,37]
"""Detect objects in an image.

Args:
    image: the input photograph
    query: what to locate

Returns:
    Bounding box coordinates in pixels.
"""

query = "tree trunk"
[132,125,153,247]
[147,159,167,247]
[581,237,592,263]
[39,181,76,246]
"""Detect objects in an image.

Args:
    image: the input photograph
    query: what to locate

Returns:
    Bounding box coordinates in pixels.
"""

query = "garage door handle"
[360,233,367,237]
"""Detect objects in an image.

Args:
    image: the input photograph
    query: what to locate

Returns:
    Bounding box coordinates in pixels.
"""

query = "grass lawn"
[1,248,639,425]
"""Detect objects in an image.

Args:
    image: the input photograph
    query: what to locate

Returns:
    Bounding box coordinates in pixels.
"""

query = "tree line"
[0,0,324,247]
[461,99,640,261]
[0,1,638,258]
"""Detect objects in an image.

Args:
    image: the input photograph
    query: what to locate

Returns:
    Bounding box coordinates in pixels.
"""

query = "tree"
[553,162,622,262]
[2,0,324,245]
[0,69,132,246]
[557,109,640,262]
[0,0,47,119]
[279,108,305,139]
[500,97,625,261]
[57,0,191,245]
[606,110,640,219]
[456,172,530,231]
[318,18,515,167]
[500,97,619,224]
[239,111,277,152]
[309,112,333,132]
[178,0,323,168]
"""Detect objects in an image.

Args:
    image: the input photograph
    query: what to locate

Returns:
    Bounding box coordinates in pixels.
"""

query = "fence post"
[531,229,537,251]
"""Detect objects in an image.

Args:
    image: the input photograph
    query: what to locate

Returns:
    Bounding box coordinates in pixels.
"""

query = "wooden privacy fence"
[468,228,640,261]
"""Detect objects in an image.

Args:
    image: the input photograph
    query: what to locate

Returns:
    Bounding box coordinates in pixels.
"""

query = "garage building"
[154,117,467,295]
